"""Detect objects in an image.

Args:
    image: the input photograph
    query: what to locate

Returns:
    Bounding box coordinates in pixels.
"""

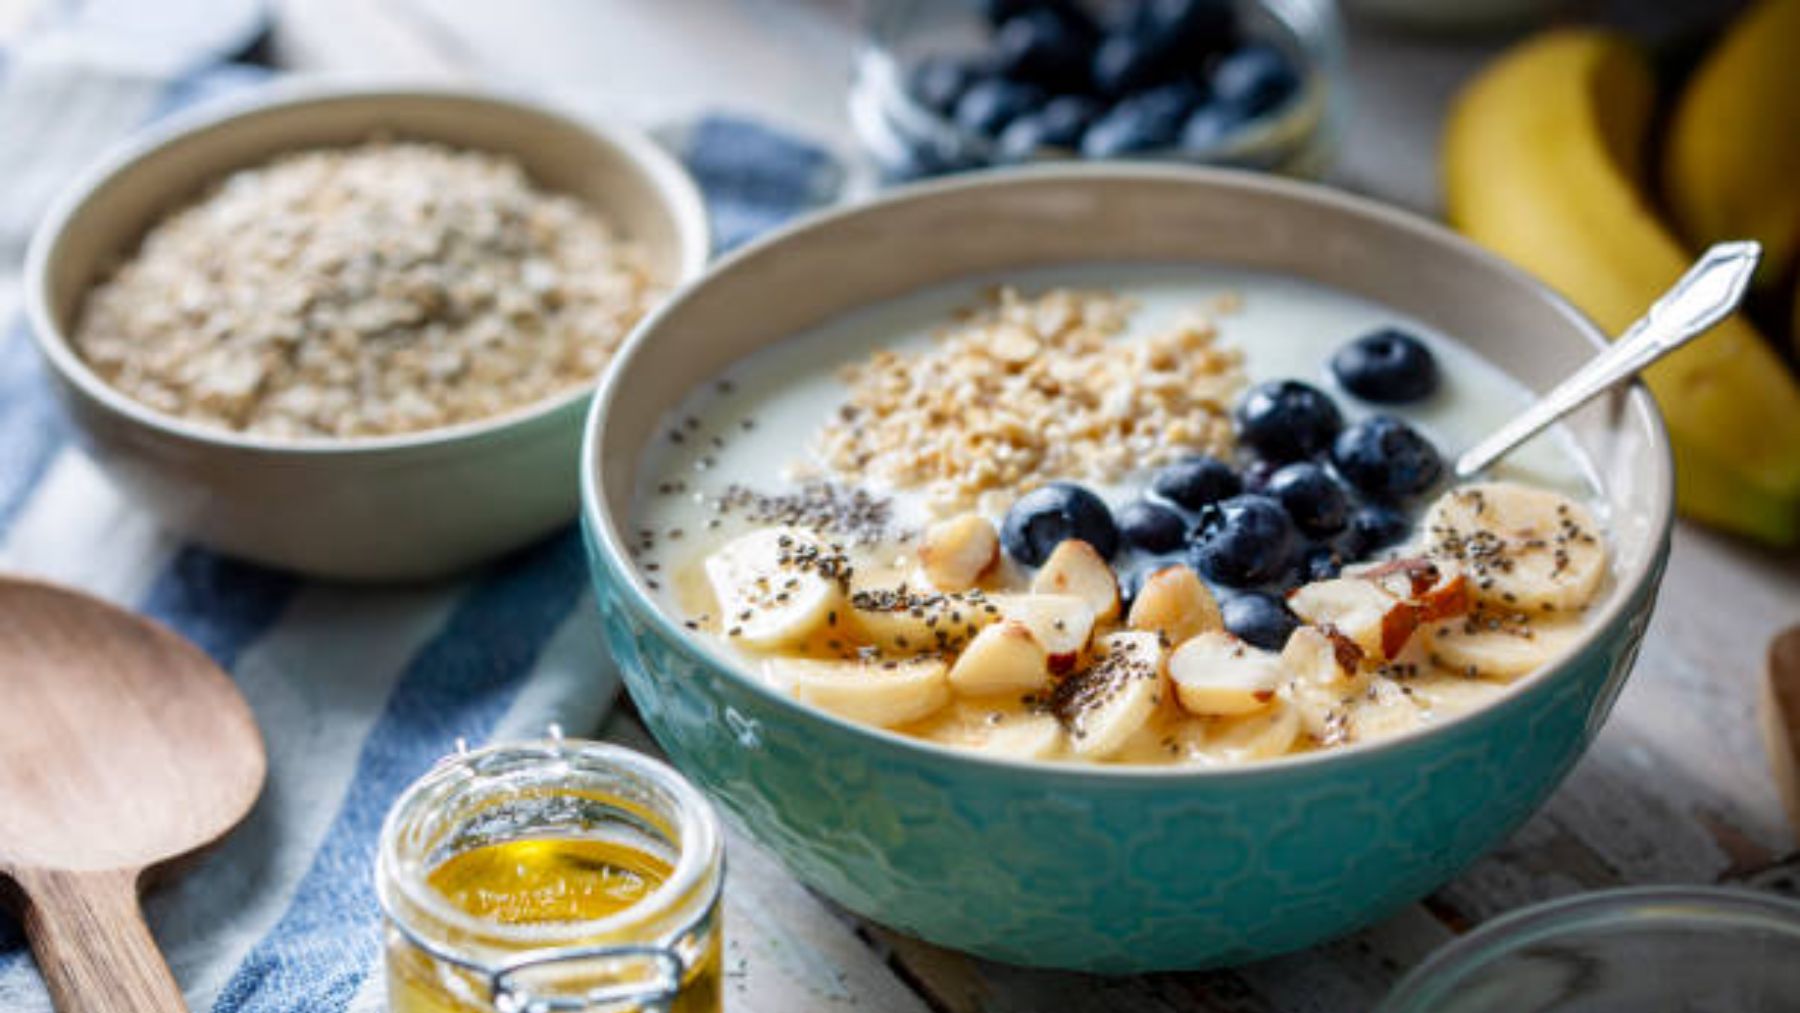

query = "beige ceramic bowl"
[26,83,708,582]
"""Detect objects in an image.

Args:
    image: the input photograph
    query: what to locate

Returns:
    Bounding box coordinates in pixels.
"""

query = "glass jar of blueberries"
[997,327,1445,653]
[850,0,1345,180]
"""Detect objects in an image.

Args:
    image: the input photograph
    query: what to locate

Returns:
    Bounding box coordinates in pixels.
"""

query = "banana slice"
[992,593,1098,673]
[1207,704,1303,763]
[906,700,1065,760]
[1345,679,1428,741]
[1128,564,1223,645]
[849,586,1000,654]
[1404,672,1504,718]
[1030,539,1122,623]
[1425,614,1587,681]
[1052,631,1167,759]
[1423,482,1608,612]
[1168,631,1286,716]
[705,527,847,648]
[775,656,950,727]
[948,619,1053,695]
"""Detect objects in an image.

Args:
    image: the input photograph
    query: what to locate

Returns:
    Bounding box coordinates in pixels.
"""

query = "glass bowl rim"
[851,0,1345,171]
[1376,885,1800,1013]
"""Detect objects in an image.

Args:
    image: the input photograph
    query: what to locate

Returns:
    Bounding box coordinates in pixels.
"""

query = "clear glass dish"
[850,0,1346,180]
[1376,887,1800,1013]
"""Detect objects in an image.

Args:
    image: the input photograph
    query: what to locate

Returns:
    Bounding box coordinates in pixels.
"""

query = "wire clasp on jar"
[490,942,686,1013]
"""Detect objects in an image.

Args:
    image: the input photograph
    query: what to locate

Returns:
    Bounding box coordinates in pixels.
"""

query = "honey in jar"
[377,739,723,1013]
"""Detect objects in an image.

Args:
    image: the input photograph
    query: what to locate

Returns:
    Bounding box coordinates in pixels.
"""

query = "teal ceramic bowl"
[579,167,1673,972]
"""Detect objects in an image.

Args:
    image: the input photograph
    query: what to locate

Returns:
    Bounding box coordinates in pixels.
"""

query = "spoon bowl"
[0,576,264,1012]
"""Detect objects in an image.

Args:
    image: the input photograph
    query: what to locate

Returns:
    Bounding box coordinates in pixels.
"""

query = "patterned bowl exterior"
[584,519,1667,972]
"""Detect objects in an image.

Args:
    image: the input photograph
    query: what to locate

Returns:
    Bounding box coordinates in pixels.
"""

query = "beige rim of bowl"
[24,79,711,458]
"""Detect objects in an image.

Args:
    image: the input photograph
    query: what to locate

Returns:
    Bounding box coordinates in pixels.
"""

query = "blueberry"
[978,0,1094,32]
[1266,462,1349,538]
[881,143,978,183]
[1080,83,1199,156]
[1331,415,1443,501]
[1234,380,1344,463]
[997,95,1104,160]
[1331,327,1440,404]
[1001,482,1120,566]
[954,77,1043,137]
[1091,32,1177,96]
[1190,494,1295,586]
[1222,592,1298,651]
[1179,100,1250,153]
[994,9,1095,91]
[1300,543,1344,582]
[1139,0,1238,50]
[1209,42,1299,118]
[1152,454,1241,510]
[1239,457,1280,494]
[1117,500,1187,554]
[1344,504,1411,559]
[910,55,981,115]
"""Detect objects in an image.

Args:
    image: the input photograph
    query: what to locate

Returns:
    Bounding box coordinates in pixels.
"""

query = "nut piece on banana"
[1168,631,1286,717]
[919,514,999,592]
[992,593,1098,674]
[948,620,1053,695]
[1128,564,1224,645]
[1053,631,1167,759]
[1423,481,1607,613]
[1280,625,1368,741]
[1029,539,1122,623]
[704,526,848,648]
[1287,576,1419,662]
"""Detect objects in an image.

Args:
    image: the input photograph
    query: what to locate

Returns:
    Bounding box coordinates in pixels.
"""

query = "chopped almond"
[1127,564,1223,645]
[1030,539,1121,623]
[1288,577,1419,661]
[948,620,1052,695]
[919,514,999,592]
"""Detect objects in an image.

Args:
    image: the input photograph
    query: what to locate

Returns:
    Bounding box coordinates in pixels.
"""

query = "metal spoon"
[1453,241,1761,480]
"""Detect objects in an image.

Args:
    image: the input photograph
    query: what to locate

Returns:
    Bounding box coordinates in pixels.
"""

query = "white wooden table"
[274,3,1800,1008]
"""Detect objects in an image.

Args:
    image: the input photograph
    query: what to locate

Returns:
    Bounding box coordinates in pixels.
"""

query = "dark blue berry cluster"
[999,326,1443,650]
[907,0,1300,170]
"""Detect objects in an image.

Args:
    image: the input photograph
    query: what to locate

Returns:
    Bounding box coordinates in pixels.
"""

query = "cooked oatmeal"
[815,288,1243,514]
[73,140,662,438]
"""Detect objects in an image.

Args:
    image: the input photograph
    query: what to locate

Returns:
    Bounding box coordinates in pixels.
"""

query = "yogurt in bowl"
[629,264,1611,768]
[580,167,1671,970]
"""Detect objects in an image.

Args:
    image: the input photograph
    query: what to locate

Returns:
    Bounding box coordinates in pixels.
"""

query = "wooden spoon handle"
[1764,624,1800,837]
[15,867,188,1013]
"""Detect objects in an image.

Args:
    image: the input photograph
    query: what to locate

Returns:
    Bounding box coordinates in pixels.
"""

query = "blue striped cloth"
[0,33,840,1013]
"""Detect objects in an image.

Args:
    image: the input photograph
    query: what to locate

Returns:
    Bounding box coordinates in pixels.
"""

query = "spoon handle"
[16,866,189,1013]
[1452,241,1761,480]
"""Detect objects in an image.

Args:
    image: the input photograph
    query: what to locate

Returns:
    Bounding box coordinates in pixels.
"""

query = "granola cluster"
[815,288,1244,513]
[73,140,662,438]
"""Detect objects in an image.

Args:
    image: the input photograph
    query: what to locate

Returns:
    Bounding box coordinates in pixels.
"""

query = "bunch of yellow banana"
[1665,0,1800,309]
[1442,11,1800,546]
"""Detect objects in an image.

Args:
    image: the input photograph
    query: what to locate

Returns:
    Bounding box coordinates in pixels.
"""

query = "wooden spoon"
[0,577,264,1013]
[1760,624,1800,838]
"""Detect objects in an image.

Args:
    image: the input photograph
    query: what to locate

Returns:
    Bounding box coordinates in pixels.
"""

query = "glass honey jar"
[376,736,723,1013]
